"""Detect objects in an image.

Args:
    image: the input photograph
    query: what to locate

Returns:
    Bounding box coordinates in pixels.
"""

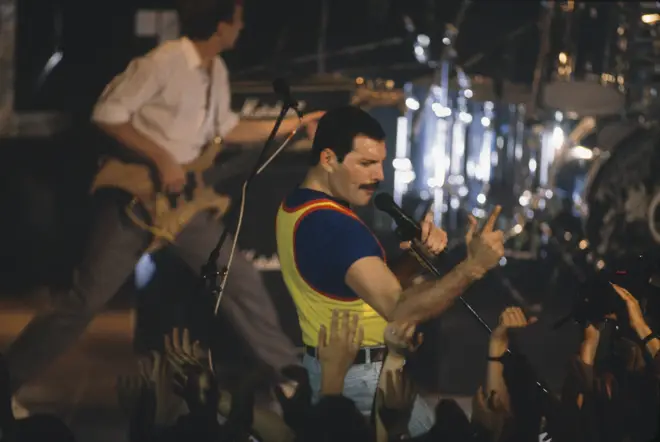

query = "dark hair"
[310,105,385,165]
[177,0,238,41]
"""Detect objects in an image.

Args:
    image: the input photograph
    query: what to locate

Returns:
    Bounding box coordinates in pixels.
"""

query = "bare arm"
[485,330,511,414]
[374,353,407,442]
[612,284,660,358]
[92,56,174,166]
[223,117,300,144]
[484,307,537,414]
[345,256,480,323]
[224,111,324,145]
[347,206,502,323]
[388,252,424,290]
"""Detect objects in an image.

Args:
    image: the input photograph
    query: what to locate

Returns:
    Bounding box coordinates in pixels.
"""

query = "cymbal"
[412,74,531,105]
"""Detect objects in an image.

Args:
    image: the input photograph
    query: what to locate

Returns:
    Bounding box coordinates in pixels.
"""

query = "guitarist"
[5,0,323,412]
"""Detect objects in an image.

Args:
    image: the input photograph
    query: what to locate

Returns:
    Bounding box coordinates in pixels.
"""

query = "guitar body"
[91,139,231,253]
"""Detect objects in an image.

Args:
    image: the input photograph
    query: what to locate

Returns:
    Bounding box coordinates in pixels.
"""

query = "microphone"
[272,78,302,117]
[374,193,421,241]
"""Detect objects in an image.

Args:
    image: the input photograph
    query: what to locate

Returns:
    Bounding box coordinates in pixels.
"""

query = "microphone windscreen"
[374,193,394,212]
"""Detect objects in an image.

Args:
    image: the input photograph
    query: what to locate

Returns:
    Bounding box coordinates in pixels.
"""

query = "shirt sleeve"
[214,57,240,138]
[91,56,164,125]
[294,209,383,295]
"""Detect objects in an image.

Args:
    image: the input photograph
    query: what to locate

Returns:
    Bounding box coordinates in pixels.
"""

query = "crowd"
[0,280,658,442]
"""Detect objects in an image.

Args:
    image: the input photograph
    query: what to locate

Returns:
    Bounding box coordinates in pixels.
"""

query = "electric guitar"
[90,136,231,253]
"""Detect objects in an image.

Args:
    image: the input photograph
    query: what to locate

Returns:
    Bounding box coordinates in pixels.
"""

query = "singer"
[4,0,322,415]
[275,106,505,435]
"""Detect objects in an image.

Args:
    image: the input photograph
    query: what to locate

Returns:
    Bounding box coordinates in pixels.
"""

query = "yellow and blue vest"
[276,188,387,347]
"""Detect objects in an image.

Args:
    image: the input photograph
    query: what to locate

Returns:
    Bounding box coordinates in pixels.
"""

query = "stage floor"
[0,303,139,442]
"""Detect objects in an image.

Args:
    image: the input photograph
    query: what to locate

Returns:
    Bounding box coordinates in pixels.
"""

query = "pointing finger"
[466,215,478,244]
[481,205,502,234]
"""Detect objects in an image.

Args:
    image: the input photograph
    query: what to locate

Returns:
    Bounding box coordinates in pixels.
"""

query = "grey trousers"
[5,197,300,394]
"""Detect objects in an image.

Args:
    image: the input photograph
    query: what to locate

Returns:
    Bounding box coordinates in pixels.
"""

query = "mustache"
[359,182,381,190]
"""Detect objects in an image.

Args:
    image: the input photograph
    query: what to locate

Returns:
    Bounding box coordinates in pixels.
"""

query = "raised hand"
[163,327,205,373]
[376,368,417,435]
[317,310,364,384]
[163,328,216,416]
[466,205,505,276]
[491,306,538,344]
[383,321,423,358]
[137,350,181,427]
[399,210,448,255]
[611,284,647,331]
[611,285,658,358]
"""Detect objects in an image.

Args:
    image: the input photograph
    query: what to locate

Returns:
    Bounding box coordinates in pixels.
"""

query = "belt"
[304,345,386,364]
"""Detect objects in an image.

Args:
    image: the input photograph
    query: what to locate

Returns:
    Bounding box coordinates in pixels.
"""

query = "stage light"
[405,97,420,110]
[642,13,660,24]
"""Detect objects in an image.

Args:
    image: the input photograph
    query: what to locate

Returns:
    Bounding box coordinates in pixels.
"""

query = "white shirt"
[92,37,239,164]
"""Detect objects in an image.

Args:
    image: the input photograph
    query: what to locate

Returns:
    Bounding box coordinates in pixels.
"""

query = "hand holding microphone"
[374,193,448,256]
[400,210,448,255]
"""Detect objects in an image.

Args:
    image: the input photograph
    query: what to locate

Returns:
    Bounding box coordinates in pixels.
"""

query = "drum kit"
[377,1,660,277]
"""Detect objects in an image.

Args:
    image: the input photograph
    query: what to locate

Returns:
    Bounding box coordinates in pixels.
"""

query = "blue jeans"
[302,354,435,437]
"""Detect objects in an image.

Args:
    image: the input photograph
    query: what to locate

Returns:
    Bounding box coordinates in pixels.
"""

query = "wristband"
[642,332,659,346]
[487,354,505,362]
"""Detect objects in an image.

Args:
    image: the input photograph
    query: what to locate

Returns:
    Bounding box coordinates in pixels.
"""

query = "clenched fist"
[466,206,505,276]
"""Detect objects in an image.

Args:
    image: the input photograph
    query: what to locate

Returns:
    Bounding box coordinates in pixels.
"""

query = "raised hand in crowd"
[611,284,660,359]
[376,369,416,441]
[383,321,423,359]
[490,307,538,352]
[163,329,294,442]
[138,349,183,429]
[317,310,364,396]
[486,307,538,414]
[466,205,505,278]
[164,327,217,421]
[375,322,421,442]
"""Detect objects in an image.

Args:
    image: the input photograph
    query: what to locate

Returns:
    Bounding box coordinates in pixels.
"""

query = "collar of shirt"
[181,36,203,70]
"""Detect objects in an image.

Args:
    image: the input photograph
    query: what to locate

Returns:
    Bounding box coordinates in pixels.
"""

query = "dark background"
[14,0,541,114]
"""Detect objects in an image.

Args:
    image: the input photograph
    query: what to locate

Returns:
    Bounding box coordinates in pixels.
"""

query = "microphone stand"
[199,99,303,372]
